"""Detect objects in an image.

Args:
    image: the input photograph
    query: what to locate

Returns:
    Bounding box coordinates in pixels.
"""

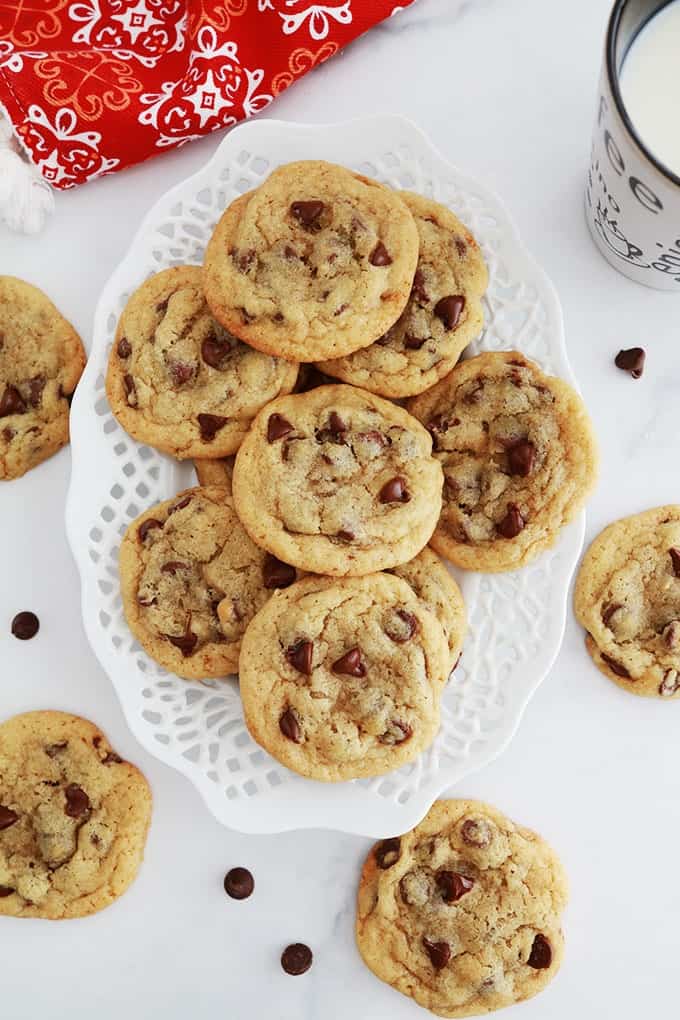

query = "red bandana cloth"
[0,0,414,190]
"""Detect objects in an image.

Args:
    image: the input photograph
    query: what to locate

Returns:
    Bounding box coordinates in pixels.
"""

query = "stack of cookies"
[109,159,597,783]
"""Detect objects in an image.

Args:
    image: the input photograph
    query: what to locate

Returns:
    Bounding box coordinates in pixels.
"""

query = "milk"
[619,0,680,177]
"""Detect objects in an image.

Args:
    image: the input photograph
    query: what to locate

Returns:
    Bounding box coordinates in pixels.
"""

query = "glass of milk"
[586,0,680,290]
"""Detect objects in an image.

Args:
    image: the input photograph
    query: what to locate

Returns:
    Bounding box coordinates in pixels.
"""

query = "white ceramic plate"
[66,115,583,837]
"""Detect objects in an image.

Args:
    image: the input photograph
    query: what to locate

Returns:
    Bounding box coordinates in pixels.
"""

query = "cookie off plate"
[66,116,583,837]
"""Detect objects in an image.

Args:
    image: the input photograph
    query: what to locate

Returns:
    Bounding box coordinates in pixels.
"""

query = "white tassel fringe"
[0,112,54,235]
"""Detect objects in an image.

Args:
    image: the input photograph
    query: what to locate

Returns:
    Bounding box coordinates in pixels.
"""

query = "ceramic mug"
[586,0,680,290]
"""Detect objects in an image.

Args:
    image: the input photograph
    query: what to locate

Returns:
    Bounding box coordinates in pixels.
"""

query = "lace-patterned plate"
[66,116,583,836]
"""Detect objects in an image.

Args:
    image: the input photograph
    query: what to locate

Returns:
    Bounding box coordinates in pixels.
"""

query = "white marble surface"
[1,0,679,1017]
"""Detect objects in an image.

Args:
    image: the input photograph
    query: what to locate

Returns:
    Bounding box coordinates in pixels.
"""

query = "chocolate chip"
[669,548,680,577]
[286,639,313,675]
[507,439,535,477]
[369,241,392,266]
[385,609,419,643]
[102,750,123,764]
[232,248,256,273]
[223,866,254,900]
[267,413,294,442]
[497,503,525,539]
[168,495,191,515]
[64,784,90,819]
[161,561,189,575]
[168,360,196,387]
[615,347,645,378]
[527,933,552,969]
[374,837,401,869]
[201,336,233,369]
[659,670,680,697]
[156,297,169,316]
[281,943,313,976]
[45,741,67,758]
[2,427,15,442]
[28,375,46,408]
[461,818,492,848]
[0,385,27,417]
[11,611,40,640]
[358,430,388,448]
[165,630,198,657]
[663,622,680,649]
[123,373,137,405]
[117,338,131,358]
[331,646,366,677]
[411,268,429,304]
[380,720,412,745]
[434,295,465,330]
[455,238,467,257]
[0,887,14,897]
[423,938,450,970]
[0,806,19,830]
[336,529,355,541]
[436,870,475,903]
[379,476,409,503]
[404,334,426,350]
[262,554,296,589]
[601,652,630,678]
[328,411,348,435]
[279,707,302,743]
[290,200,325,230]
[601,602,622,627]
[198,413,228,441]
[273,312,285,323]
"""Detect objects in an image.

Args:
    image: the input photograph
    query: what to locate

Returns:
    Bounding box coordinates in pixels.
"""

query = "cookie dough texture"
[239,573,451,781]
[0,276,86,480]
[574,505,680,698]
[120,486,301,679]
[203,162,420,362]
[106,265,298,459]
[0,711,151,919]
[356,799,568,1018]
[407,351,598,572]
[317,192,488,398]
[232,384,444,576]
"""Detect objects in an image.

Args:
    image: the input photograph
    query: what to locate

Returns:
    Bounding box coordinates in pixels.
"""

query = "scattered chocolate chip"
[165,630,198,657]
[385,609,419,643]
[11,611,39,640]
[0,887,14,897]
[117,337,131,358]
[659,670,680,698]
[328,411,347,435]
[434,295,465,330]
[28,375,46,408]
[333,303,348,317]
[279,707,302,743]
[615,347,645,378]
[601,652,630,678]
[369,241,392,266]
[436,870,475,903]
[0,806,19,830]
[262,554,296,589]
[0,385,27,417]
[2,427,15,442]
[669,548,680,578]
[379,476,409,504]
[281,943,313,976]
[168,360,196,387]
[358,430,388,448]
[527,933,552,969]
[411,268,429,304]
[232,248,256,273]
[223,866,254,900]
[461,818,492,848]
[123,374,137,405]
[601,602,622,627]
[156,297,169,316]
[102,750,123,765]
[286,639,314,676]
[198,413,228,441]
[455,238,468,258]
[374,837,401,869]
[507,439,535,477]
[267,413,294,442]
[290,200,325,231]
[423,938,450,970]
[497,503,525,539]
[45,741,67,758]
[273,312,284,323]
[201,336,233,369]
[283,245,297,260]
[336,529,355,541]
[64,784,90,819]
[663,621,680,649]
[404,334,426,350]
[331,646,366,677]
[138,518,162,543]
[380,720,413,745]
[161,560,190,576]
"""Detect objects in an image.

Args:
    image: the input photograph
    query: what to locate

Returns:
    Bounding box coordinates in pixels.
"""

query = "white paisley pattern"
[68,0,186,60]
[19,105,119,187]
[258,0,352,40]
[0,42,47,73]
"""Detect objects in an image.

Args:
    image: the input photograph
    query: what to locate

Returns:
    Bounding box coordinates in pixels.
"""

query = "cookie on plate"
[407,351,598,572]
[119,486,301,679]
[389,547,466,675]
[239,573,451,781]
[317,192,488,398]
[194,455,234,491]
[574,505,680,698]
[356,799,568,1018]
[0,276,86,480]
[0,711,151,919]
[203,161,420,362]
[232,384,444,576]
[106,265,298,459]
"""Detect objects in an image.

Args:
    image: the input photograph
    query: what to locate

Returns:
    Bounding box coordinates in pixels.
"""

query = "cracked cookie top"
[106,265,298,459]
[356,799,568,1018]
[0,276,86,480]
[574,505,680,698]
[238,573,451,781]
[119,486,302,679]
[203,161,420,362]
[407,351,598,572]
[317,192,488,398]
[232,384,444,576]
[0,711,151,919]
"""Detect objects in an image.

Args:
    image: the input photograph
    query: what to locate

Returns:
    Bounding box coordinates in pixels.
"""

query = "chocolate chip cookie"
[389,548,466,675]
[574,506,680,698]
[0,276,86,480]
[194,455,234,491]
[317,192,488,397]
[356,799,568,1018]
[407,351,598,572]
[119,486,302,679]
[106,265,298,459]
[203,162,420,362]
[0,711,151,919]
[239,573,451,781]
[232,384,444,576]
